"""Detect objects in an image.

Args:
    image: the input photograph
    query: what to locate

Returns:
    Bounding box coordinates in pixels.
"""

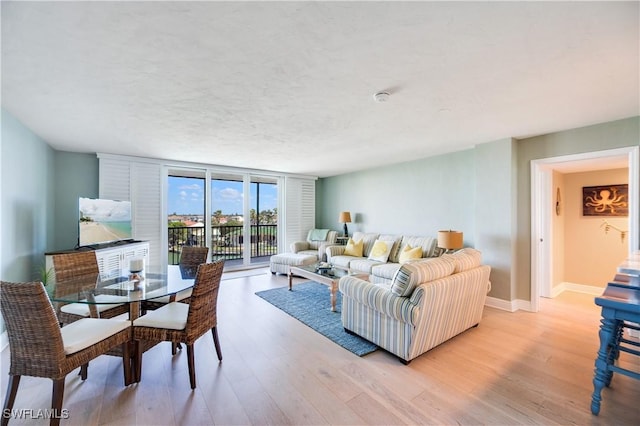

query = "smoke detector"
[373,91,390,102]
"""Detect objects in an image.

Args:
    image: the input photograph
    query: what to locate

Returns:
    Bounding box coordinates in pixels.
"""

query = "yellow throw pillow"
[399,245,422,263]
[343,238,364,257]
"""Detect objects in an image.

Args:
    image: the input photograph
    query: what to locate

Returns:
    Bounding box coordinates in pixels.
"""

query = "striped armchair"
[339,249,491,364]
[290,229,338,262]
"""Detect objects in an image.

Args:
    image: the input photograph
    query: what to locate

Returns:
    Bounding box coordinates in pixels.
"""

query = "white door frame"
[530,146,639,312]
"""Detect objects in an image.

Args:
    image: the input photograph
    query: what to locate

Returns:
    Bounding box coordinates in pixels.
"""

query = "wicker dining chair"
[142,245,209,311]
[0,280,132,426]
[52,251,129,324]
[133,260,224,389]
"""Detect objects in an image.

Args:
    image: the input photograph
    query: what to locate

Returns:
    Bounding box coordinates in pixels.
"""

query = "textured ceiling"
[2,1,638,177]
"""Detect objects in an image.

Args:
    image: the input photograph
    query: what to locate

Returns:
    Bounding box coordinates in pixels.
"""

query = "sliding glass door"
[210,172,245,267]
[248,176,278,265]
[167,170,207,264]
[209,173,279,267]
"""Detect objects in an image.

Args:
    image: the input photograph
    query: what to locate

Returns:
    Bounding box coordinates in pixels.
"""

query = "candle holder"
[129,258,145,283]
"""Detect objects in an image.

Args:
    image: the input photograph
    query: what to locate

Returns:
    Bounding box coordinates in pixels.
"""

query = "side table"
[590,265,640,415]
[336,236,349,246]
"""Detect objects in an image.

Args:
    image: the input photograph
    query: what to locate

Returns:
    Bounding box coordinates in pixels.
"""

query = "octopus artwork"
[583,185,628,216]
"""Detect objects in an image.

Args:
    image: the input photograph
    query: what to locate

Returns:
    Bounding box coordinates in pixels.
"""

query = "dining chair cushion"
[60,295,128,317]
[93,294,130,303]
[133,302,188,330]
[144,288,192,304]
[60,318,130,355]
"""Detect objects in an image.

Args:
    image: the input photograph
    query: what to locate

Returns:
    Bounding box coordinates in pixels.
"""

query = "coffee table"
[288,263,364,312]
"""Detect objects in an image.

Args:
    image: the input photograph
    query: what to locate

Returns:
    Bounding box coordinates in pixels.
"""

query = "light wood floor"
[2,269,639,425]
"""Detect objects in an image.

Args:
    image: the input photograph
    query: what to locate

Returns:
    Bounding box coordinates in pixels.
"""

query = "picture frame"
[582,184,628,216]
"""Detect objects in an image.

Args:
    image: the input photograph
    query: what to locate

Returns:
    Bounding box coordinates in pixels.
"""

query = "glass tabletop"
[50,265,195,304]
[296,262,351,279]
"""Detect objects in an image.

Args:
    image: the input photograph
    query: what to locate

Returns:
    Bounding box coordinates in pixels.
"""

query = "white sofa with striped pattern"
[326,232,440,282]
[339,248,491,364]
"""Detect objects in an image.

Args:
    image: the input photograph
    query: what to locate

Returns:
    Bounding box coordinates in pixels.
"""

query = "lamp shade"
[339,211,352,223]
[437,230,463,250]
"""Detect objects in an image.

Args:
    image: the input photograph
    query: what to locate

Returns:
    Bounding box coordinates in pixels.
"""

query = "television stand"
[45,240,149,285]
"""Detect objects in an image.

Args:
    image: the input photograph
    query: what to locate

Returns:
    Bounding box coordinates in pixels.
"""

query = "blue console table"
[591,253,640,415]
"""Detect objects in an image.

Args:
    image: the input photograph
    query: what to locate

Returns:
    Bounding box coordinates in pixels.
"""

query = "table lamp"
[339,211,352,237]
[437,230,463,253]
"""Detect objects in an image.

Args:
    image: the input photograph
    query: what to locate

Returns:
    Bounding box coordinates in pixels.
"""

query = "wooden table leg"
[289,270,293,291]
[128,302,140,383]
[330,283,337,312]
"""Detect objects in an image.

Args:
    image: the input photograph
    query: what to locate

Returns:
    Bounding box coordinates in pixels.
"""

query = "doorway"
[530,146,639,312]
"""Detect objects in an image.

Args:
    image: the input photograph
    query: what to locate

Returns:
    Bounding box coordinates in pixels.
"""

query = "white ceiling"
[2,1,638,178]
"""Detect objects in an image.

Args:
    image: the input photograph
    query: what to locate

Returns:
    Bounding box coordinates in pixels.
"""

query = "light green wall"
[318,140,517,300]
[474,138,517,300]
[317,149,476,245]
[1,110,55,283]
[0,111,99,336]
[53,152,99,250]
[515,116,639,300]
[1,110,55,334]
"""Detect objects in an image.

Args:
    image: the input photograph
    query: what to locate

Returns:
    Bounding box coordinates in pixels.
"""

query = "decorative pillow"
[378,234,403,262]
[390,256,456,297]
[343,238,364,257]
[399,245,422,264]
[368,239,393,263]
[398,236,437,258]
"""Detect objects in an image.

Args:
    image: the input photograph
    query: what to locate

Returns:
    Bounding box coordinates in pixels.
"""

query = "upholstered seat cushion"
[349,258,385,274]
[270,252,318,274]
[330,255,356,269]
[60,294,129,317]
[145,288,192,304]
[296,249,321,258]
[371,262,402,281]
[61,318,130,355]
[133,302,189,330]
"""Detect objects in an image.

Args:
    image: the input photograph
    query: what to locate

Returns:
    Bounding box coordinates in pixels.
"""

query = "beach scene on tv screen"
[79,198,132,245]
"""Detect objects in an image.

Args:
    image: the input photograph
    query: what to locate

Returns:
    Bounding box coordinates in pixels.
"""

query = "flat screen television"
[78,197,133,247]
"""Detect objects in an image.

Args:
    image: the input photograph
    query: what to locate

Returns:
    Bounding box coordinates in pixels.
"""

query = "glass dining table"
[50,264,196,321]
[49,264,197,385]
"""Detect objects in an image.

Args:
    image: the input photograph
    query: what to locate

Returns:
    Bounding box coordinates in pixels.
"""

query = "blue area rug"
[255,281,377,356]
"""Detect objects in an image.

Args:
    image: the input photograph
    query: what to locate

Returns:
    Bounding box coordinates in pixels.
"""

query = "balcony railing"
[168,225,278,265]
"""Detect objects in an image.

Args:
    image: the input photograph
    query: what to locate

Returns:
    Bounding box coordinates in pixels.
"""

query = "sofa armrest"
[291,241,310,253]
[339,276,418,325]
[326,245,345,261]
[317,242,339,262]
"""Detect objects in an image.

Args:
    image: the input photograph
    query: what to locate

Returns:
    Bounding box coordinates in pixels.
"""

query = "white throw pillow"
[368,239,393,263]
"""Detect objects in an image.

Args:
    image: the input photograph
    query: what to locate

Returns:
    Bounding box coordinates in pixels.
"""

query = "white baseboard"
[1,331,7,352]
[485,282,604,313]
[555,282,604,296]
[485,296,533,312]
